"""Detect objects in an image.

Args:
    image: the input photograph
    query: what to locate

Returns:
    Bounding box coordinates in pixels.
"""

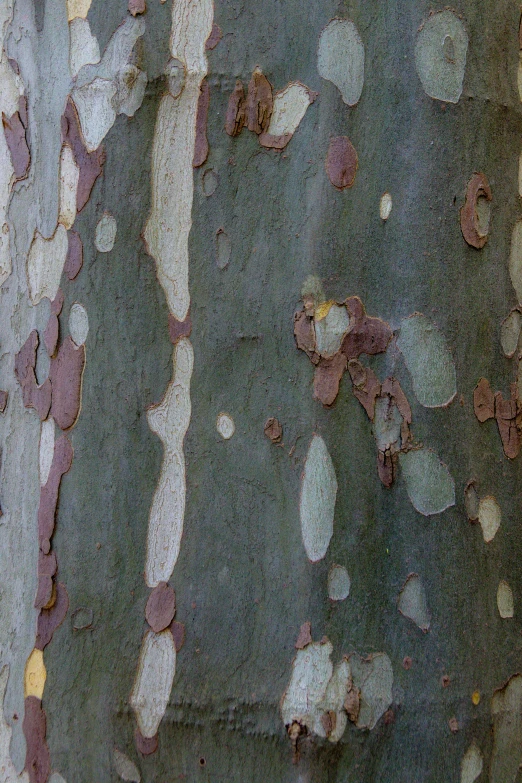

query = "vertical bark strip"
[133,0,213,745]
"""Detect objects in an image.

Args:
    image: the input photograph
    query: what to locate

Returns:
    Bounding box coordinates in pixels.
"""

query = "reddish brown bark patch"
[264,417,282,443]
[495,387,521,459]
[3,96,30,180]
[62,99,105,212]
[193,80,210,168]
[168,313,192,345]
[342,297,392,359]
[313,352,347,406]
[293,310,317,361]
[145,582,176,633]
[128,0,146,14]
[225,81,246,137]
[38,435,73,553]
[259,131,293,150]
[34,551,57,609]
[473,378,495,422]
[295,621,312,649]
[14,331,52,421]
[64,230,83,281]
[35,582,69,650]
[23,696,50,783]
[460,172,492,249]
[43,314,59,358]
[377,450,395,488]
[448,716,459,733]
[0,390,8,412]
[49,336,85,431]
[135,727,158,756]
[205,22,222,50]
[51,289,64,316]
[325,136,358,190]
[170,620,185,652]
[344,683,360,723]
[348,360,381,419]
[245,70,273,134]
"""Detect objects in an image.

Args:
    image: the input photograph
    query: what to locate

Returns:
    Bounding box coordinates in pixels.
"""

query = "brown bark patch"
[51,289,64,316]
[342,297,392,359]
[193,80,210,168]
[14,331,52,421]
[145,582,176,633]
[325,136,358,190]
[205,23,222,50]
[344,682,360,723]
[3,96,30,180]
[38,436,73,553]
[377,450,395,488]
[135,727,158,756]
[128,0,146,15]
[259,131,293,150]
[49,336,86,431]
[295,621,312,649]
[264,417,282,443]
[473,377,495,422]
[460,172,492,249]
[35,582,69,650]
[168,312,192,345]
[62,98,105,212]
[23,696,50,783]
[64,230,83,281]
[293,310,317,360]
[0,390,8,412]
[245,69,273,134]
[43,314,59,358]
[34,551,57,610]
[495,388,520,459]
[348,360,381,419]
[225,81,246,137]
[313,352,347,406]
[170,620,185,652]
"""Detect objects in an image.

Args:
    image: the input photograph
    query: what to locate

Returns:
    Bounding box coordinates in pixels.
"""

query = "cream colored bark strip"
[136,0,213,740]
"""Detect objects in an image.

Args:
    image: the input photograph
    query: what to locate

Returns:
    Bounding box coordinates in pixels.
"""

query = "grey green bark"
[0,0,521,782]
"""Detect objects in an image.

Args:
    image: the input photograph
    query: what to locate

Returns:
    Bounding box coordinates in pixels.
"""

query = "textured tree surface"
[0,1,521,782]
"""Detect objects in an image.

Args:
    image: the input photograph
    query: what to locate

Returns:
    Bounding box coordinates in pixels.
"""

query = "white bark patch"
[319,659,350,742]
[113,749,141,783]
[27,224,69,305]
[398,574,430,631]
[509,220,522,305]
[0,667,29,782]
[95,212,117,252]
[397,313,456,408]
[399,448,455,516]
[266,83,313,137]
[49,775,67,783]
[67,0,92,21]
[497,580,514,619]
[327,564,350,601]
[414,11,468,104]
[460,742,483,783]
[73,78,117,153]
[380,192,392,220]
[281,640,334,734]
[317,18,364,106]
[143,0,212,320]
[130,630,176,739]
[69,17,100,78]
[314,304,350,357]
[490,674,522,783]
[349,652,393,730]
[39,417,55,487]
[116,65,147,118]
[58,144,79,230]
[145,338,193,587]
[216,412,235,440]
[478,495,501,543]
[68,303,89,347]
[300,435,337,562]
[500,309,522,358]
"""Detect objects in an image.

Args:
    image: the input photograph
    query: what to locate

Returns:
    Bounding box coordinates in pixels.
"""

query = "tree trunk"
[0,1,520,781]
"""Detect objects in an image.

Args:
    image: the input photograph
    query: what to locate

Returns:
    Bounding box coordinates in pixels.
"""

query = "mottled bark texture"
[0,0,521,782]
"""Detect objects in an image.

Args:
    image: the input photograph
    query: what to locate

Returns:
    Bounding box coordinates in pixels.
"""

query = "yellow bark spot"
[67,0,92,21]
[471,690,480,706]
[315,300,336,322]
[24,649,46,699]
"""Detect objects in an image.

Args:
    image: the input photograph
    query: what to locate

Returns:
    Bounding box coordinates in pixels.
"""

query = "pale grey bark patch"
[397,573,430,632]
[397,313,456,408]
[299,434,337,562]
[414,11,468,104]
[398,448,455,516]
[317,18,364,106]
